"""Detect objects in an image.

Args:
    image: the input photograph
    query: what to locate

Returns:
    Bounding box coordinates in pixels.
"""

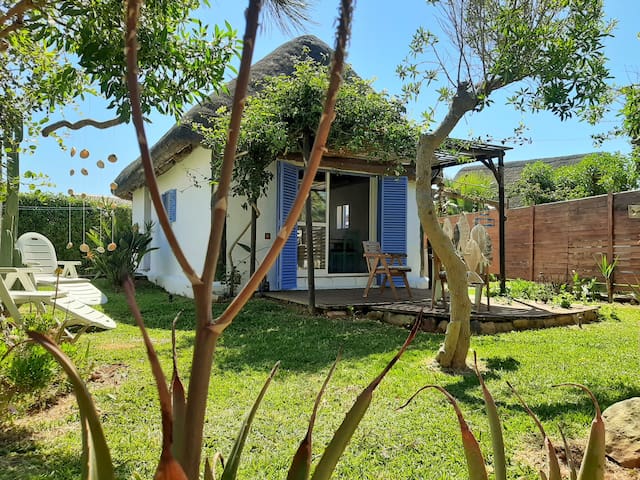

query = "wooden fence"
[445,190,640,289]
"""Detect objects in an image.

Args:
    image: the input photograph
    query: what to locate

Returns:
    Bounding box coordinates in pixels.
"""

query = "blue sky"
[23,0,640,196]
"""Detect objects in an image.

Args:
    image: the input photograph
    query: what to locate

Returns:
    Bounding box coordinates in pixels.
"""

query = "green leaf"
[398,384,488,480]
[474,353,506,480]
[28,331,115,480]
[508,382,561,480]
[311,318,420,480]
[554,384,605,480]
[221,362,280,480]
[287,351,341,480]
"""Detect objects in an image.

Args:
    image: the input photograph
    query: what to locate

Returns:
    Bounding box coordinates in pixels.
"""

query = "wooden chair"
[362,241,412,299]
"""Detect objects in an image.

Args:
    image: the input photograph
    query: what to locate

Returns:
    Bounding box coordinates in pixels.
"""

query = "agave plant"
[399,353,605,480]
[86,220,157,288]
[595,254,618,303]
[25,1,420,479]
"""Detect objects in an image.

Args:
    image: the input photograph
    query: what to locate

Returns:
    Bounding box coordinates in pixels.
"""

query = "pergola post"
[498,152,506,294]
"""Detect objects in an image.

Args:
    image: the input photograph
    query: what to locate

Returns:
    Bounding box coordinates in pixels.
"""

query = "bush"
[0,314,87,413]
[6,344,58,391]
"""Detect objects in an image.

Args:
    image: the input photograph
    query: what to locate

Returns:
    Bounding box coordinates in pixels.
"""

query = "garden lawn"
[1,280,639,479]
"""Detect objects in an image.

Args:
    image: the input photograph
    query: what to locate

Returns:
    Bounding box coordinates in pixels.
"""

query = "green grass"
[1,280,639,479]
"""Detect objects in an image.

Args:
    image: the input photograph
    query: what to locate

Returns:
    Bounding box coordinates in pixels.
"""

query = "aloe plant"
[399,354,605,480]
[25,1,424,478]
[595,254,618,303]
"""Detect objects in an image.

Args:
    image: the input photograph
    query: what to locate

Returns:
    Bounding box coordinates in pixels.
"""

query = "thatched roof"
[113,35,333,200]
[114,34,512,200]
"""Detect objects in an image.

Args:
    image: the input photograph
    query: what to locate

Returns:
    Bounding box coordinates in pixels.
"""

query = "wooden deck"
[263,288,601,332]
[264,287,423,309]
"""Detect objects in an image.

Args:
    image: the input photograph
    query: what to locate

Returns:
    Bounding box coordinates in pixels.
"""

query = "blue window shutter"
[276,161,298,290]
[380,176,408,286]
[162,189,177,223]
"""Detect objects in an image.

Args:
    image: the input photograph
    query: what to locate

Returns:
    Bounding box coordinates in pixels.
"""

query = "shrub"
[87,220,157,288]
[6,344,57,391]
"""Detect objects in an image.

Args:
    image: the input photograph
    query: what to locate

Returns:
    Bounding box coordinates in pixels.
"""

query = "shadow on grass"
[97,278,203,331]
[0,421,152,480]
[0,423,82,480]
[511,382,640,422]
[438,365,640,428]
[205,303,443,373]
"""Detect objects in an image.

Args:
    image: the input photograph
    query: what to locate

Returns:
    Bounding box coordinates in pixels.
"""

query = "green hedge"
[17,193,131,273]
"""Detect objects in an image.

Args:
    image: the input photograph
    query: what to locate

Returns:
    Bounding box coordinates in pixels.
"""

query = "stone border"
[370,307,600,334]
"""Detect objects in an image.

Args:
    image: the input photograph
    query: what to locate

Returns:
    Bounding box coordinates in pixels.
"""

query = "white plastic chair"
[0,267,115,331]
[16,232,107,305]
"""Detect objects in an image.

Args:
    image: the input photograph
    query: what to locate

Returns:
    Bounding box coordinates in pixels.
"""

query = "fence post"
[529,205,535,281]
[498,152,506,294]
[607,192,615,287]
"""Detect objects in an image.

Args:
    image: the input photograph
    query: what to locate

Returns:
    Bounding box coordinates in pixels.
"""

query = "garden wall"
[445,190,640,289]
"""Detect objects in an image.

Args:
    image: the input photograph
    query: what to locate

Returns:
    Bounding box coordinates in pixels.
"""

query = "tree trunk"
[302,134,316,314]
[414,84,478,369]
[0,118,21,266]
[250,204,257,276]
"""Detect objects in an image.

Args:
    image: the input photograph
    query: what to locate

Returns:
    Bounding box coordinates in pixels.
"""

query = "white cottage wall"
[225,162,278,291]
[132,147,213,298]
[130,153,427,296]
[406,180,427,288]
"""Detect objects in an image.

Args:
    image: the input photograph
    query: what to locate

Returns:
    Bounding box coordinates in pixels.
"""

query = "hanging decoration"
[96,207,106,254]
[66,200,73,249]
[79,195,90,253]
[107,207,117,251]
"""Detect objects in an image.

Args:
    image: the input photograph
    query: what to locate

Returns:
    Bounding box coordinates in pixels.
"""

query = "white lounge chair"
[0,267,115,331]
[16,232,107,305]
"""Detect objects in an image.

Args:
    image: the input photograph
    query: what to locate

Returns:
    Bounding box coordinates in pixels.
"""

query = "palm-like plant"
[86,220,157,289]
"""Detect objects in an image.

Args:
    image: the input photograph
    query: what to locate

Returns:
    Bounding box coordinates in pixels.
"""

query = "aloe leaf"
[204,453,224,480]
[311,318,421,480]
[399,384,489,480]
[122,278,186,479]
[474,352,506,480]
[288,352,342,480]
[204,458,215,480]
[554,384,605,480]
[559,426,577,480]
[171,313,186,463]
[28,331,114,480]
[508,382,561,480]
[221,361,281,480]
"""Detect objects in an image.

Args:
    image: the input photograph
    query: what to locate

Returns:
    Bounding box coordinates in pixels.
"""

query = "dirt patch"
[88,362,128,385]
[517,439,640,479]
[99,340,141,351]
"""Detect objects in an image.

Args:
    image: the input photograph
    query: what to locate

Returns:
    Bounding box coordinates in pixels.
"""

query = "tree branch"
[211,0,354,335]
[0,0,34,28]
[0,20,22,39]
[125,0,200,285]
[41,117,124,137]
[200,1,262,290]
